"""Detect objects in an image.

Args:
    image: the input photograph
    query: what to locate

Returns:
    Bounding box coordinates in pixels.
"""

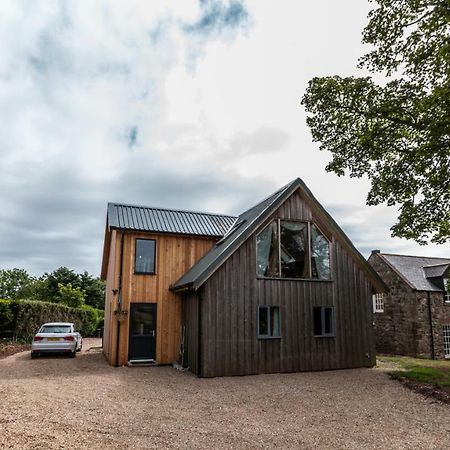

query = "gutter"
[427,291,435,360]
[115,231,125,367]
[169,282,194,293]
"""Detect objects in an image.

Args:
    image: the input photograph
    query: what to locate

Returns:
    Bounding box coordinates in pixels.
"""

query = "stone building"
[368,251,450,359]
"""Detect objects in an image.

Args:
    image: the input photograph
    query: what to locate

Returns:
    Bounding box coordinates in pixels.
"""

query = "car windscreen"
[39,325,71,334]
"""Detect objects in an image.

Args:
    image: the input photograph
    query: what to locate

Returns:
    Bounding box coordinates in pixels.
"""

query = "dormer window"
[256,219,330,280]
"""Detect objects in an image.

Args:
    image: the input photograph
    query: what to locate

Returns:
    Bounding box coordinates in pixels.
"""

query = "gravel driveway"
[0,339,449,449]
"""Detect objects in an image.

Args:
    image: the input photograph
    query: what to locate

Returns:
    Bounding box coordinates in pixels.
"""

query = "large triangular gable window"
[256,220,330,280]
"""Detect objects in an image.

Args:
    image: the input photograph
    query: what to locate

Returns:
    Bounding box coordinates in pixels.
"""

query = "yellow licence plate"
[47,337,60,342]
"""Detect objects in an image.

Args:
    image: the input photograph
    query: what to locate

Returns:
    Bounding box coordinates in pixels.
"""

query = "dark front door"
[128,303,157,361]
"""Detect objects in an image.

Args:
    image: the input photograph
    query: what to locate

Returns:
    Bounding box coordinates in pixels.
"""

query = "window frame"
[373,293,384,313]
[134,238,157,275]
[255,218,332,281]
[257,305,281,339]
[443,324,450,359]
[313,306,335,338]
[444,278,450,304]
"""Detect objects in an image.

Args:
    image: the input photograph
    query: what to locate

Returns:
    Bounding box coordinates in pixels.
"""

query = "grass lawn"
[378,355,450,402]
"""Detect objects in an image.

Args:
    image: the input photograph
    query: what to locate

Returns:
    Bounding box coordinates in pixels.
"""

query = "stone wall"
[430,292,450,359]
[368,253,425,357]
[369,252,450,359]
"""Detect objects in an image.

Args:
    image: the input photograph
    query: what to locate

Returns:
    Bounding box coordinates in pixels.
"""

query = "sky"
[0,0,447,277]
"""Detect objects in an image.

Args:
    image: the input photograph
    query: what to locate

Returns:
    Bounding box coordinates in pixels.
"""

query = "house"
[101,203,235,366]
[101,178,386,376]
[368,251,450,360]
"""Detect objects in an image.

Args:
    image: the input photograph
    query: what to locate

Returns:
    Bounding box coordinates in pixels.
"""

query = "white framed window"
[443,325,450,359]
[444,278,450,304]
[373,293,384,313]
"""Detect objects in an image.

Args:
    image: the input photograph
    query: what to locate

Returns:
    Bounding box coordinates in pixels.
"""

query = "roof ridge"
[423,262,450,268]
[108,202,237,219]
[381,252,450,260]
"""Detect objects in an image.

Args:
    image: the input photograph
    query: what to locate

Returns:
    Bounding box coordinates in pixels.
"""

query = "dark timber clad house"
[101,178,386,376]
[368,251,450,360]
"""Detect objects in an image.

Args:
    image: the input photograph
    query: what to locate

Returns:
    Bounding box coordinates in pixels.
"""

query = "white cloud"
[0,0,447,277]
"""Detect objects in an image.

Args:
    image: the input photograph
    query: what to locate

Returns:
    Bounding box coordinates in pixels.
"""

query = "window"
[280,221,309,278]
[444,279,450,304]
[443,325,450,359]
[313,307,334,337]
[256,219,330,280]
[373,293,384,313]
[39,325,71,334]
[258,306,281,338]
[256,222,279,277]
[135,239,156,274]
[310,224,331,280]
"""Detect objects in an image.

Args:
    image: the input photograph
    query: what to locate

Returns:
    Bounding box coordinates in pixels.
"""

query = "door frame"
[128,302,157,363]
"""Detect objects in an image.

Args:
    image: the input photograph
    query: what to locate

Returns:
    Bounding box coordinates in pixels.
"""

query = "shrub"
[0,299,14,337]
[0,299,102,341]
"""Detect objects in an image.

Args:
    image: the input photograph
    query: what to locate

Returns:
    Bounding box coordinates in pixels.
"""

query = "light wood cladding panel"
[104,230,215,366]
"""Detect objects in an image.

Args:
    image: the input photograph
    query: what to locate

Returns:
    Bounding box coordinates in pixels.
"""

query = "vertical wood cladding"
[181,292,199,375]
[103,231,215,366]
[197,190,375,377]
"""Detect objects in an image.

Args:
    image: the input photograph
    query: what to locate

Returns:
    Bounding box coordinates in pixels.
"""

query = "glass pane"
[324,308,333,335]
[310,224,330,280]
[258,307,269,336]
[256,222,279,277]
[280,221,309,278]
[40,325,71,334]
[135,239,155,273]
[313,307,322,335]
[131,308,154,335]
[270,307,280,337]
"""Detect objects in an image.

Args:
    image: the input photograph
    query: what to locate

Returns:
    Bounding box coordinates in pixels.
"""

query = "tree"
[15,267,105,309]
[0,269,35,299]
[42,267,80,300]
[57,283,86,308]
[79,271,105,310]
[302,0,450,244]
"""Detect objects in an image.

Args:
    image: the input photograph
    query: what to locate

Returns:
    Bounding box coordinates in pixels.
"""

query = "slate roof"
[379,254,450,292]
[107,203,236,238]
[423,263,450,280]
[171,178,387,292]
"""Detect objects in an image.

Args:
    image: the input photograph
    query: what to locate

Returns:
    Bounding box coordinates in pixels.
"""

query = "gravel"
[1,339,449,449]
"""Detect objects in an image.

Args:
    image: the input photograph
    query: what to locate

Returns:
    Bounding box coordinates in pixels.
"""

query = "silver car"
[31,322,82,358]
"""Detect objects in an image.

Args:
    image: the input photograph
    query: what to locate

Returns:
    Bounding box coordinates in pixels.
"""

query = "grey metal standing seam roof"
[379,254,450,292]
[171,178,387,292]
[107,203,237,237]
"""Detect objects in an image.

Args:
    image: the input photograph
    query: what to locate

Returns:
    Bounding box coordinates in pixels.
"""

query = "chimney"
[371,249,380,254]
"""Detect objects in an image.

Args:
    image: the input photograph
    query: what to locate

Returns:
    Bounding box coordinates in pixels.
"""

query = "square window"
[373,293,384,312]
[135,239,156,274]
[258,306,281,338]
[313,307,335,337]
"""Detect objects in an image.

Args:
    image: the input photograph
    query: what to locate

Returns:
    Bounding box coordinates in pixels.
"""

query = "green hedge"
[0,299,102,341]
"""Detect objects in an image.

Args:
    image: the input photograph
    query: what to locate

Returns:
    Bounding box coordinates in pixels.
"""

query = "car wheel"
[76,343,82,352]
[31,351,37,359]
[70,349,76,358]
